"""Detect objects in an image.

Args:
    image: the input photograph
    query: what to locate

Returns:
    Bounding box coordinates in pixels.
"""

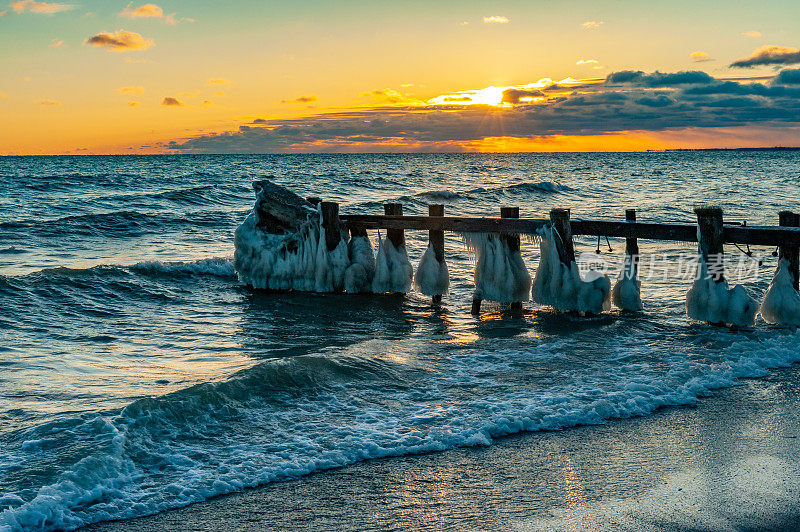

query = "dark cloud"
[500,88,545,104]
[85,30,153,52]
[606,70,714,86]
[731,45,800,68]
[281,95,317,104]
[166,70,800,153]
[161,97,183,106]
[775,68,800,85]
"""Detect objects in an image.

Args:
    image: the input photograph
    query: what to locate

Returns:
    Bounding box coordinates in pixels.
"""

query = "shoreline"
[84,365,800,531]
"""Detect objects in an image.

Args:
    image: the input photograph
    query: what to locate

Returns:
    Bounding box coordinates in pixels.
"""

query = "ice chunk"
[612,255,643,311]
[532,225,611,314]
[463,233,531,303]
[760,258,800,326]
[371,237,413,293]
[685,256,757,327]
[414,245,449,296]
[344,236,376,294]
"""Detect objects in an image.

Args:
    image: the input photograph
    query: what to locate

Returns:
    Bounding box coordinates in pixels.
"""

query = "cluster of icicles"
[235,208,800,327]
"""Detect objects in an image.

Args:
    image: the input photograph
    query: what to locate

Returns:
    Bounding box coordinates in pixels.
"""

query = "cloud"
[281,95,318,104]
[118,86,145,95]
[38,99,61,106]
[119,2,162,18]
[165,69,800,153]
[690,51,712,62]
[362,88,407,103]
[161,97,183,106]
[731,45,800,68]
[743,30,762,38]
[775,68,800,85]
[582,20,603,29]
[500,88,545,104]
[11,0,72,14]
[482,15,509,24]
[207,78,230,86]
[85,30,154,52]
[128,101,140,107]
[576,59,599,65]
[48,39,64,48]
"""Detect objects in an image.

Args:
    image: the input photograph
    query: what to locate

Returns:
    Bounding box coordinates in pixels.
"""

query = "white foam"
[463,233,531,303]
[760,258,800,326]
[414,245,449,296]
[686,255,757,327]
[532,225,611,314]
[371,237,413,293]
[612,255,643,311]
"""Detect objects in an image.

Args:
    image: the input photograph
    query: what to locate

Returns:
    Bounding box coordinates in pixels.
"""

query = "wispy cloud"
[48,39,64,48]
[119,2,162,18]
[281,95,317,104]
[207,78,230,86]
[161,97,183,107]
[690,51,712,62]
[85,30,154,52]
[361,88,409,104]
[581,20,603,30]
[731,45,800,68]
[38,99,61,106]
[482,15,509,24]
[576,59,598,65]
[11,0,72,14]
[743,30,762,38]
[118,86,145,95]
[128,101,140,107]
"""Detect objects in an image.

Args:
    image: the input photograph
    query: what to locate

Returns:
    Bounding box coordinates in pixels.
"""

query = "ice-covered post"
[429,204,445,304]
[549,208,576,266]
[779,210,800,290]
[320,201,341,252]
[694,206,725,283]
[501,206,523,310]
[384,203,405,248]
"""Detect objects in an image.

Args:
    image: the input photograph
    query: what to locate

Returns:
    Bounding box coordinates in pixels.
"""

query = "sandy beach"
[83,364,800,531]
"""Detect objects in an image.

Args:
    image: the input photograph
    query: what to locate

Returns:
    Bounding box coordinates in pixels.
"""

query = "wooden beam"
[779,210,800,291]
[320,201,341,252]
[338,215,800,247]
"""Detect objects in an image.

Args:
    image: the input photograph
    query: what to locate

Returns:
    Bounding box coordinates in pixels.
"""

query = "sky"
[1,0,800,154]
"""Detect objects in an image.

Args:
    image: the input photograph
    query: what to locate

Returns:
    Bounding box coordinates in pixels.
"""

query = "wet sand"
[85,366,800,531]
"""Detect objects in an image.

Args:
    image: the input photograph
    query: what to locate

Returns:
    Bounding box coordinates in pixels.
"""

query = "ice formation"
[612,255,643,311]
[414,245,449,296]
[532,225,611,314]
[759,259,800,326]
[685,256,758,327]
[343,235,376,293]
[371,237,413,293]
[463,233,531,303]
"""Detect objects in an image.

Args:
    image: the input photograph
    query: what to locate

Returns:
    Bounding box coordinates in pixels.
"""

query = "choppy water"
[1,152,800,531]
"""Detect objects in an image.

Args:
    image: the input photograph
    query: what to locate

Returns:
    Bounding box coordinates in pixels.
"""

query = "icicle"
[685,255,758,327]
[371,237,413,293]
[344,235,376,293]
[532,225,611,314]
[612,254,643,311]
[759,258,800,326]
[463,232,531,303]
[414,245,449,296]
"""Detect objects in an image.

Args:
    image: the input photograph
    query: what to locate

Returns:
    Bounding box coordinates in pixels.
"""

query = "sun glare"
[427,78,583,107]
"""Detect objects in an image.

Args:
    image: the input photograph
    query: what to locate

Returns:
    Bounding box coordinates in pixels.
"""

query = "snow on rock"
[371,237,413,293]
[760,258,800,326]
[685,256,758,327]
[532,225,611,314]
[463,233,531,303]
[414,245,449,296]
[343,235,376,293]
[612,255,643,311]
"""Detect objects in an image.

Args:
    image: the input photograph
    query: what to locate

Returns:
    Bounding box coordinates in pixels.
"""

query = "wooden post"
[549,208,576,265]
[625,209,639,276]
[320,201,341,252]
[779,210,800,290]
[384,203,405,248]
[694,206,725,283]
[501,206,523,310]
[429,204,445,304]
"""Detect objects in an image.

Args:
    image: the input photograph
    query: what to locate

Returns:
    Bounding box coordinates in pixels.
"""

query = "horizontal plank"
[340,214,800,246]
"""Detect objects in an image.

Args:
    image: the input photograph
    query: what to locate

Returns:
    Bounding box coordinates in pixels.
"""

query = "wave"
[2,330,799,531]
